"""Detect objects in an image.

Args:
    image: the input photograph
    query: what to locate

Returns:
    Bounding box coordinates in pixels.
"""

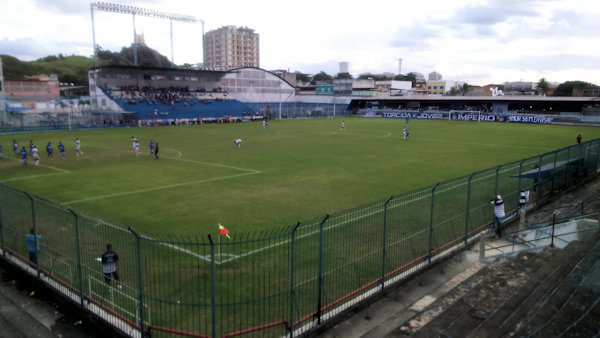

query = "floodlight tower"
[90,2,204,67]
[0,57,5,121]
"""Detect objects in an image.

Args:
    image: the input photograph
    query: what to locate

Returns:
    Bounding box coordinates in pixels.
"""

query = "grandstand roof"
[357,95,600,103]
[225,66,296,88]
[90,65,227,76]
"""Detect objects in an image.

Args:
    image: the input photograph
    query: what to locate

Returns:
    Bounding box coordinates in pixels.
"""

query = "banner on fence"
[382,112,446,120]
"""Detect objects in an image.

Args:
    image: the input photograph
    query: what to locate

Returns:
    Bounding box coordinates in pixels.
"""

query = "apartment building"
[203,26,259,70]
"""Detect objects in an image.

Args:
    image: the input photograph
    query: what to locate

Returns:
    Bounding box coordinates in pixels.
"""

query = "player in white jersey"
[134,141,140,156]
[235,139,242,148]
[75,138,83,156]
[32,145,40,166]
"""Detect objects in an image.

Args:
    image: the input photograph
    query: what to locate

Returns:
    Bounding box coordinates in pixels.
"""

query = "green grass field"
[1,118,598,235]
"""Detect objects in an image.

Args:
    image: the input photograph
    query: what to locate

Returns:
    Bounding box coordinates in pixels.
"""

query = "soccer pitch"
[1,118,597,235]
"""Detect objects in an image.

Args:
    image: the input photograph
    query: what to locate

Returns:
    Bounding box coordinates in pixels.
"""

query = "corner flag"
[218,223,231,239]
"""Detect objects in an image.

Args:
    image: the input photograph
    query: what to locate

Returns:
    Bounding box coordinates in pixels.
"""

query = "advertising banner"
[381,111,446,120]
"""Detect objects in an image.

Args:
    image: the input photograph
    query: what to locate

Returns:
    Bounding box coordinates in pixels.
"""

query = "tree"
[553,81,597,96]
[461,83,470,96]
[312,71,332,83]
[334,72,353,79]
[536,78,550,96]
[295,72,310,83]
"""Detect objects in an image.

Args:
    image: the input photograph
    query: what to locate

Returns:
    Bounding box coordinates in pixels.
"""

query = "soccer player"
[75,138,83,156]
[154,142,159,160]
[402,127,407,139]
[235,139,242,148]
[341,121,345,130]
[13,140,18,154]
[149,140,155,154]
[32,145,40,166]
[134,141,140,156]
[29,140,34,158]
[20,146,28,166]
[131,136,137,151]
[58,141,66,159]
[46,142,53,159]
[0,144,3,161]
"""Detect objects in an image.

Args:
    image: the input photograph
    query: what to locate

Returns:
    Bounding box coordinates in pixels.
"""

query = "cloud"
[0,38,54,60]
[0,37,91,61]
[500,54,600,72]
[33,0,88,15]
[454,0,541,25]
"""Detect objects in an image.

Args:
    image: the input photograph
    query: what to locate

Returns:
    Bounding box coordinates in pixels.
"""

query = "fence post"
[128,227,146,337]
[381,196,393,290]
[0,203,5,257]
[289,222,300,338]
[68,209,85,307]
[535,155,542,198]
[428,183,440,263]
[317,215,330,324]
[517,159,525,210]
[494,165,500,194]
[551,151,558,194]
[464,173,475,244]
[551,211,556,248]
[25,193,40,278]
[565,146,571,188]
[208,234,216,338]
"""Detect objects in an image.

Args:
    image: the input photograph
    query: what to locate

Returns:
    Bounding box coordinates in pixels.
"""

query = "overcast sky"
[1,0,599,86]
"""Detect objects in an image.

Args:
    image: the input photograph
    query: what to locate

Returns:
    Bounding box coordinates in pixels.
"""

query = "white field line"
[54,143,259,263]
[63,171,258,205]
[0,157,72,182]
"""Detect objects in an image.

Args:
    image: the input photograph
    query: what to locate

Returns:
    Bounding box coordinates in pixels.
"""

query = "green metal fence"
[0,139,599,337]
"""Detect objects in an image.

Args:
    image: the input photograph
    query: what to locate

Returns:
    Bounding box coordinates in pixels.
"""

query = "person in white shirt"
[32,145,40,166]
[519,190,530,207]
[75,138,83,156]
[490,194,505,237]
[235,139,242,148]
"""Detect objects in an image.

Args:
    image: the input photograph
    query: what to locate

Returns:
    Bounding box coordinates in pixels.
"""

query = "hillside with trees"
[1,44,173,93]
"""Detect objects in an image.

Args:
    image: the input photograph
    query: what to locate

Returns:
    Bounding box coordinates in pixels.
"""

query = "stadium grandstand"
[89,66,350,126]
[349,96,600,125]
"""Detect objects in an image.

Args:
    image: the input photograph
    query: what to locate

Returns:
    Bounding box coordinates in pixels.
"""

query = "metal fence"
[0,139,599,337]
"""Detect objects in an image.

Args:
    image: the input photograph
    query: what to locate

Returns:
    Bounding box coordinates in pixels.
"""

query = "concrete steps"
[388,231,600,337]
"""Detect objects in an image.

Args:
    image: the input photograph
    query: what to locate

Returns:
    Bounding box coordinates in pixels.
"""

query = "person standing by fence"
[102,244,121,289]
[519,190,530,207]
[576,134,582,144]
[26,229,41,267]
[490,195,505,237]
